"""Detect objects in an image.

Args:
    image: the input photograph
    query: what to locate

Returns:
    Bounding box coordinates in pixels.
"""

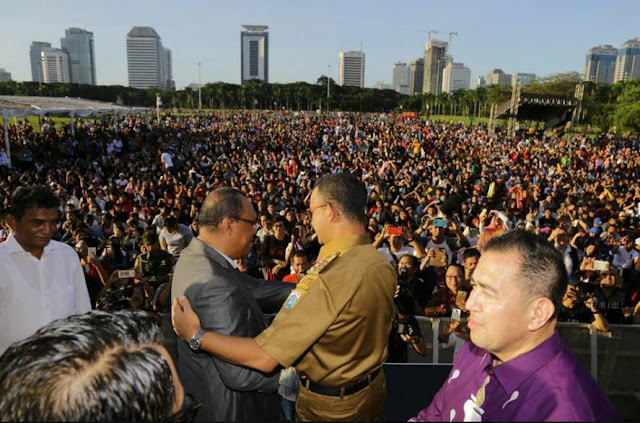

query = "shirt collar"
[489,330,564,395]
[212,246,238,269]
[317,234,371,260]
[4,234,58,257]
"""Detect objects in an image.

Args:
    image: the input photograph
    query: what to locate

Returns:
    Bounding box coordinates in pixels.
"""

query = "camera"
[96,285,135,311]
[574,289,591,303]
[397,280,410,297]
[399,266,409,278]
[397,322,417,337]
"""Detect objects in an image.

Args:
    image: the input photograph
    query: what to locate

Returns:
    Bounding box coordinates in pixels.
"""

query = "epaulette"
[306,253,340,275]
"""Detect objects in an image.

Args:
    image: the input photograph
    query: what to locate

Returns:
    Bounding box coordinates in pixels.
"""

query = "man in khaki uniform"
[172,173,397,422]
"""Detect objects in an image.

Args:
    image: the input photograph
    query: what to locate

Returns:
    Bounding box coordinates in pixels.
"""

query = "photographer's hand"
[400,334,415,344]
[585,296,597,313]
[402,333,427,356]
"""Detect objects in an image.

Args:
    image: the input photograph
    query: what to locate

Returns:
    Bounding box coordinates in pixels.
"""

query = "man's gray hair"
[0,310,175,421]
[199,187,247,229]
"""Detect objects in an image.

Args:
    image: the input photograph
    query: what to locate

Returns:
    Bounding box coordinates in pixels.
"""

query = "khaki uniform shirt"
[134,250,174,281]
[256,234,397,386]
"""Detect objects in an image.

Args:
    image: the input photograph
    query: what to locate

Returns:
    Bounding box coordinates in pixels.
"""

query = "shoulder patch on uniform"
[297,281,311,291]
[306,253,340,275]
[284,289,304,310]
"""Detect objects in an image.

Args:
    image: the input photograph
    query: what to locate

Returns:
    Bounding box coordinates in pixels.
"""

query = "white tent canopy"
[0,95,149,168]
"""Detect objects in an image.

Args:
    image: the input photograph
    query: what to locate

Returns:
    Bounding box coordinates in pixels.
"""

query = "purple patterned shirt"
[410,331,619,422]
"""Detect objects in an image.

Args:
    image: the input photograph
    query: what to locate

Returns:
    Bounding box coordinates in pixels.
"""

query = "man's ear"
[6,214,17,231]
[528,297,555,331]
[221,217,234,236]
[327,204,340,221]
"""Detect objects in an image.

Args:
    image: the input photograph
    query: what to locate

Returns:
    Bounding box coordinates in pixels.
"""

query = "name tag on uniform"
[284,290,303,310]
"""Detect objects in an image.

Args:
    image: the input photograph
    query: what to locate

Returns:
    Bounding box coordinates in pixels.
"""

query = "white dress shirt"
[0,235,91,354]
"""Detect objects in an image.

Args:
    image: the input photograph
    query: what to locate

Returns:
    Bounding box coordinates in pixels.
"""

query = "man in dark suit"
[172,187,292,421]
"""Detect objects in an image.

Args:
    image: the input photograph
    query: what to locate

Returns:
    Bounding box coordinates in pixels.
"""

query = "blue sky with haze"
[1,0,638,88]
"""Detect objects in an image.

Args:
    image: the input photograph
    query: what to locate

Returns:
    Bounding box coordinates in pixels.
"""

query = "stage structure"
[0,95,148,168]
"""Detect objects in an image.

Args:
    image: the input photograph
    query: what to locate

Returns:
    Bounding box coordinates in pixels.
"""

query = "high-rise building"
[40,47,70,83]
[423,39,448,94]
[486,69,511,86]
[241,25,269,84]
[373,81,391,90]
[0,68,11,82]
[339,51,365,88]
[392,61,408,94]
[126,26,173,90]
[161,47,174,89]
[613,37,640,83]
[409,58,424,95]
[512,72,536,87]
[60,27,96,85]
[442,62,471,93]
[472,76,486,89]
[583,45,617,84]
[30,41,51,83]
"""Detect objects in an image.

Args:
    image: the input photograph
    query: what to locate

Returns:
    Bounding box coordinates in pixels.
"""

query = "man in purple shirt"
[410,230,619,422]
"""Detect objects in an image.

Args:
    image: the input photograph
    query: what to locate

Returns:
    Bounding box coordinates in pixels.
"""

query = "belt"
[300,368,381,397]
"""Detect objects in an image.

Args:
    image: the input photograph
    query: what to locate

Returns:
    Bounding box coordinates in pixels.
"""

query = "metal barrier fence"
[159,314,639,420]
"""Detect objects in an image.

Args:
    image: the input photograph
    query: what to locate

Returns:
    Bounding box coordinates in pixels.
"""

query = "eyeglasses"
[306,203,329,219]
[170,393,203,422]
[233,216,257,226]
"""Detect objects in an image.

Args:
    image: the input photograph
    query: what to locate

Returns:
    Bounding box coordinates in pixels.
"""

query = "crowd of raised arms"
[0,111,639,323]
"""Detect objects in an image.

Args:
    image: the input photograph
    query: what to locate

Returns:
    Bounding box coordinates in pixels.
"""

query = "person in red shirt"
[282,251,312,283]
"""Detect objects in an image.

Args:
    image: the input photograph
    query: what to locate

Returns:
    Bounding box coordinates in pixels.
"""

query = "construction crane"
[446,31,458,53]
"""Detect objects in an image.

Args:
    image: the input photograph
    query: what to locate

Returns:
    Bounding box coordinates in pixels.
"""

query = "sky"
[1,0,639,89]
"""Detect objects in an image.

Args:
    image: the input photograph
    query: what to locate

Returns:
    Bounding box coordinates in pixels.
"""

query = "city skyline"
[1,0,640,89]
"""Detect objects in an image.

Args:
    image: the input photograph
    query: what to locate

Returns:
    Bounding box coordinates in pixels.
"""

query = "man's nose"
[45,222,57,234]
[465,289,478,312]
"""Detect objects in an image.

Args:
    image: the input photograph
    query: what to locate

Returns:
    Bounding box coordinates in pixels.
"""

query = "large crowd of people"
[0,110,638,421]
[1,111,638,324]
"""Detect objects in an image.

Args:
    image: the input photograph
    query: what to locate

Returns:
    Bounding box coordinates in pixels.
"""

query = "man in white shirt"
[115,172,128,187]
[613,236,639,269]
[0,186,91,354]
[0,147,9,167]
[160,147,174,171]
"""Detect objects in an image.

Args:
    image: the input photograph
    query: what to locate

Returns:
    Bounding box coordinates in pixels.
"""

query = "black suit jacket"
[172,238,292,422]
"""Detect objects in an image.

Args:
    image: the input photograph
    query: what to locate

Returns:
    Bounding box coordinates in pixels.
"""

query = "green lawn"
[10,113,599,137]
[427,114,498,126]
[7,116,73,132]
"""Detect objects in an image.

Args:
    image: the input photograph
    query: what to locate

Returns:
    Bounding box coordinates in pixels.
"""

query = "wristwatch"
[189,329,205,351]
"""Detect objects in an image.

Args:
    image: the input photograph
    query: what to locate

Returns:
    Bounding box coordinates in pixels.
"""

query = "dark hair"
[292,250,309,262]
[0,310,175,421]
[462,248,481,262]
[198,187,247,229]
[484,229,567,319]
[398,254,419,268]
[258,212,272,221]
[164,216,177,228]
[446,263,465,275]
[313,173,367,225]
[10,186,60,220]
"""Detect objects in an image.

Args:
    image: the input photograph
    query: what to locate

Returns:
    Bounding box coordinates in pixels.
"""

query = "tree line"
[0,72,638,132]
